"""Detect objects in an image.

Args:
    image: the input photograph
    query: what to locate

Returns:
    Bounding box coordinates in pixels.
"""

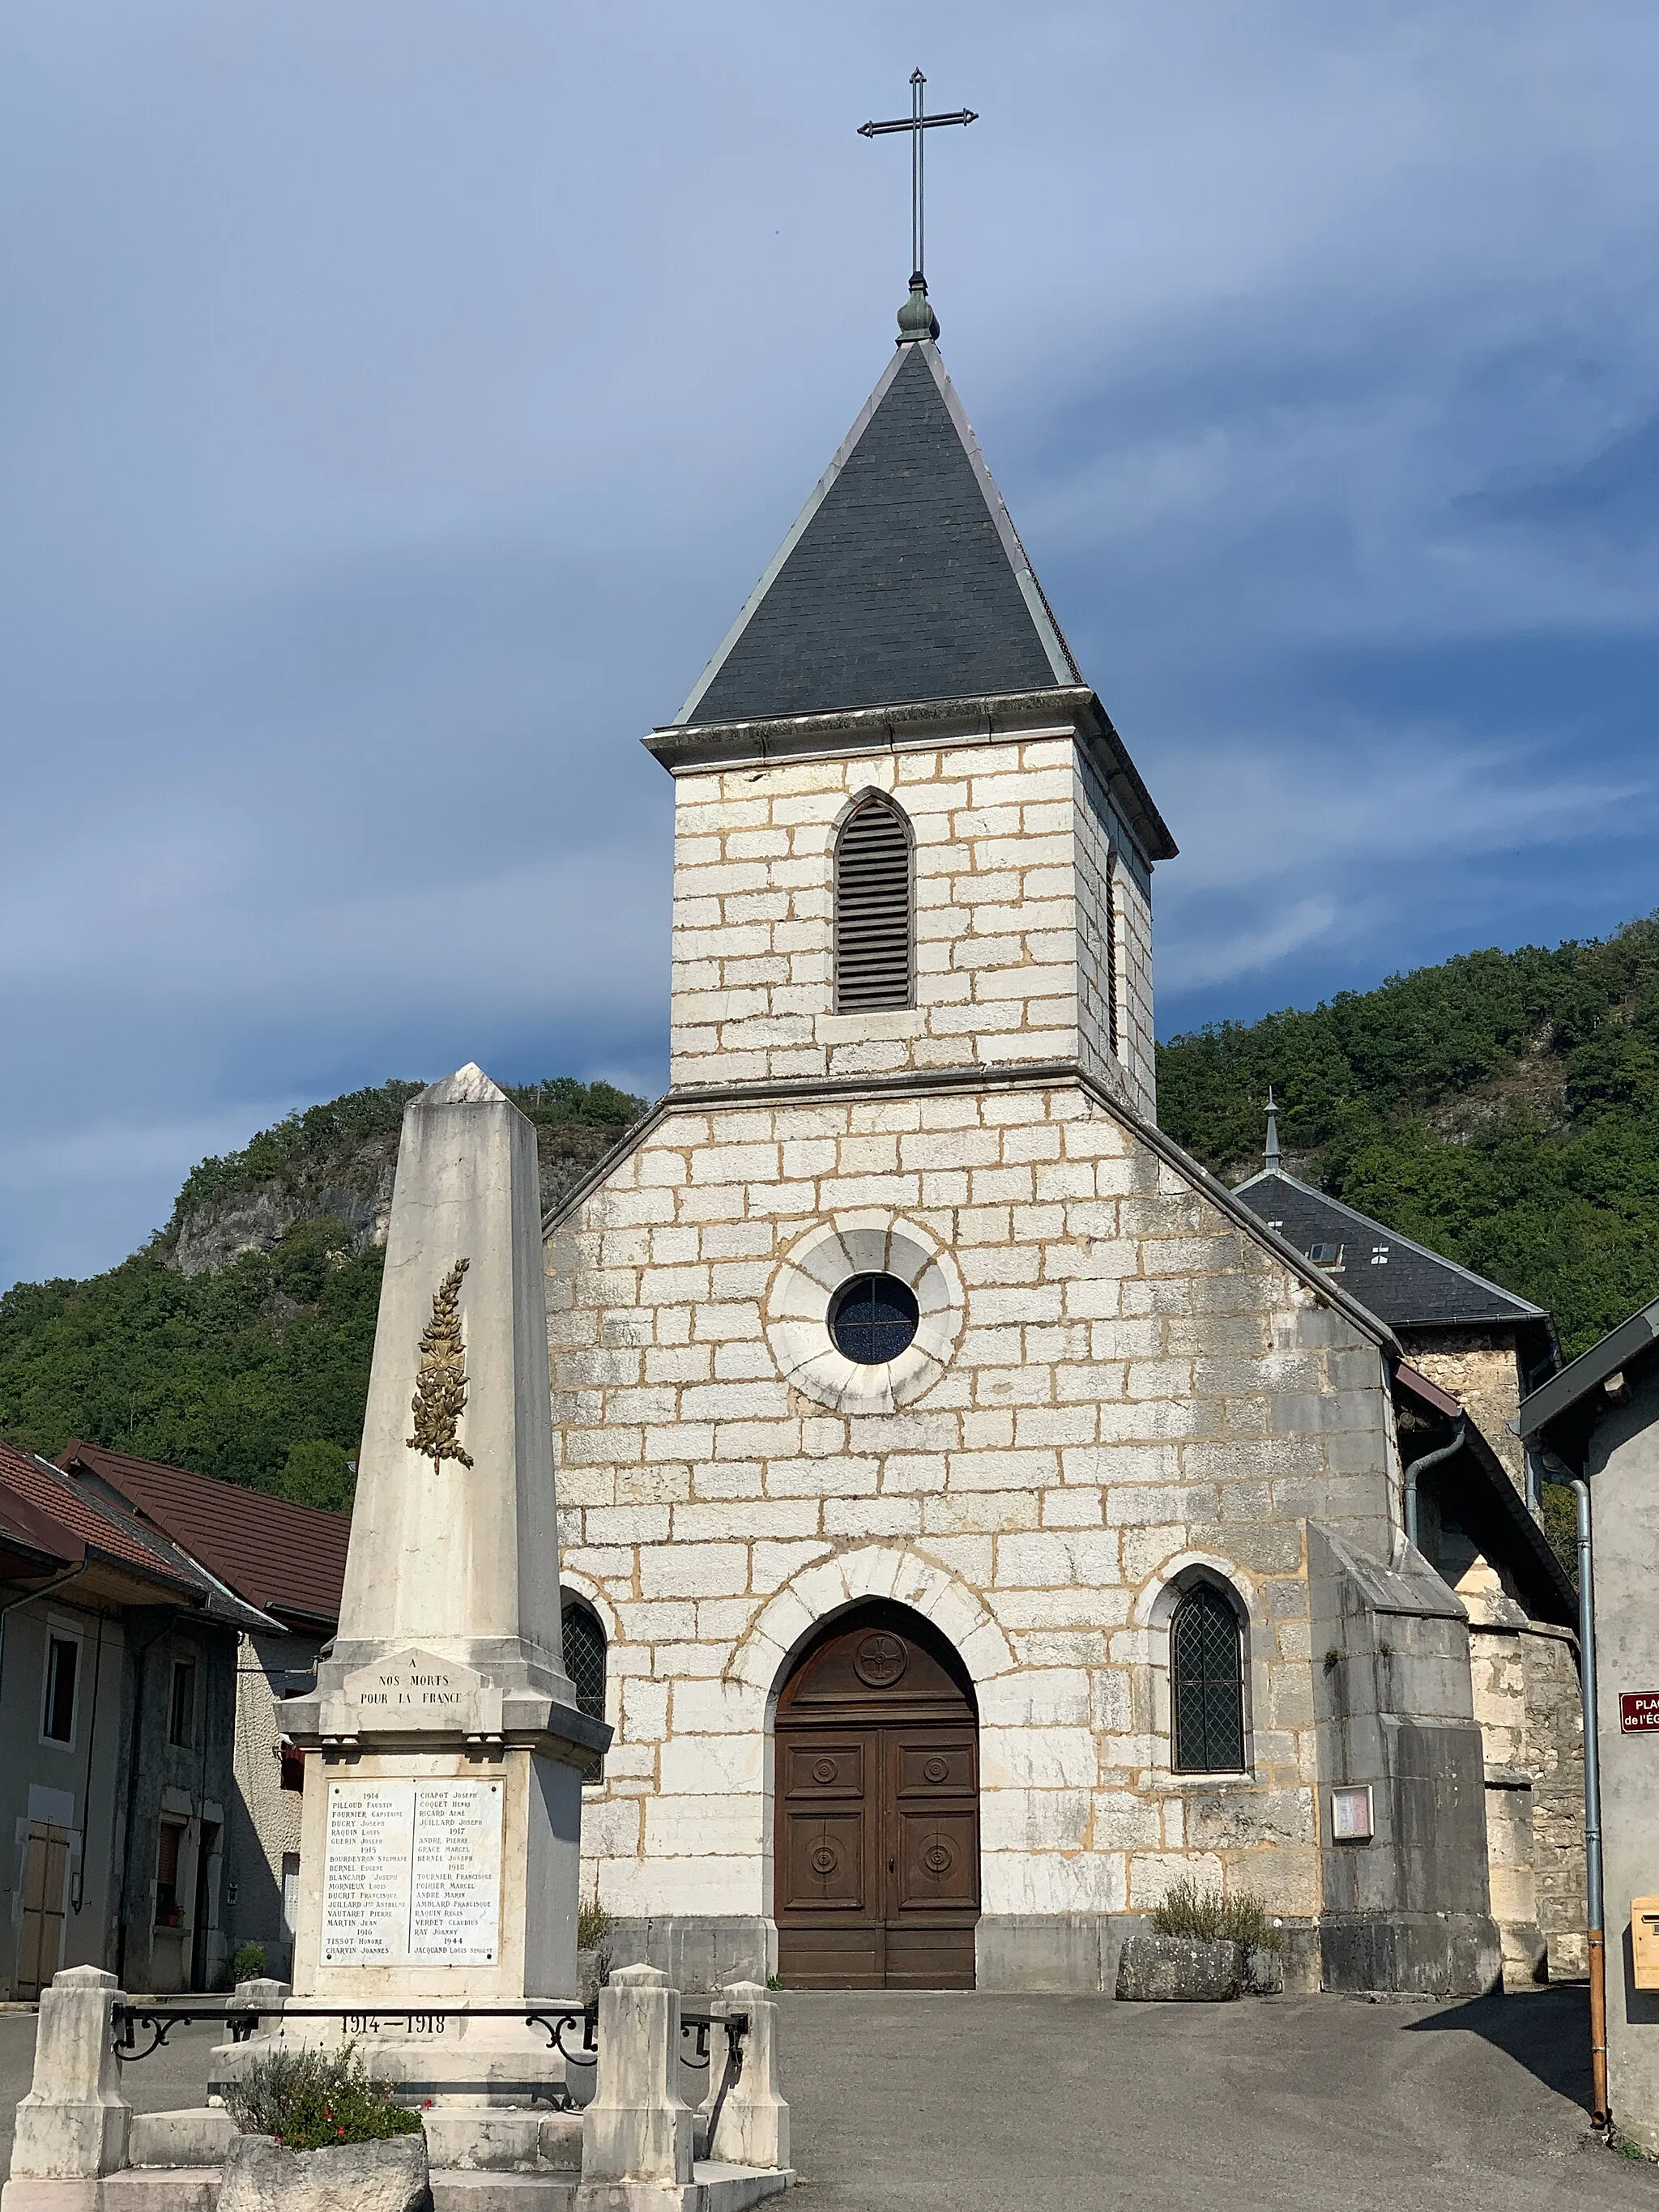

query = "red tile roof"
[57,1442,348,1629]
[0,1464,85,1568]
[0,1441,207,1597]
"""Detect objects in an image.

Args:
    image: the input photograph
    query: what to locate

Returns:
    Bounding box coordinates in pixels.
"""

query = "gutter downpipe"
[1402,1418,1466,1556]
[1571,1476,1609,2129]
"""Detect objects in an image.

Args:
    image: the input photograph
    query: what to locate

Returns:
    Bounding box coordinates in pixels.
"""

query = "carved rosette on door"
[774,1605,979,1988]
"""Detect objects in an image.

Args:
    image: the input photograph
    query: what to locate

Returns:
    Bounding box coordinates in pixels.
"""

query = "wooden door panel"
[893,1808,979,1912]
[782,1740,864,1799]
[885,1924,977,1990]
[778,1926,886,1990]
[893,1737,976,1796]
[781,1809,868,1913]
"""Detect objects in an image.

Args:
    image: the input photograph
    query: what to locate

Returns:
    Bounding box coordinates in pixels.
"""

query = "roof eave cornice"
[645,685,1177,864]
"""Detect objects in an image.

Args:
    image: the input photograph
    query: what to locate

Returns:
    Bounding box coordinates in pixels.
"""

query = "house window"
[155,1821,186,1927]
[834,793,913,1012]
[562,1597,608,1778]
[41,1634,79,1747]
[1171,1583,1246,1773]
[168,1660,196,1748]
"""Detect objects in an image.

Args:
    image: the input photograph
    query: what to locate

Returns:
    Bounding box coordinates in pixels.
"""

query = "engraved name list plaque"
[321,1777,504,1967]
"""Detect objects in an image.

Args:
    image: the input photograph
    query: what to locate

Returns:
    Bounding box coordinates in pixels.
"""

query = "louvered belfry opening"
[1170,1582,1246,1773]
[834,794,914,1012]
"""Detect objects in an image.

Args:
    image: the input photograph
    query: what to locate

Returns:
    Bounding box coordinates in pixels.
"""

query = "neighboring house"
[0,1442,265,1997]
[55,1443,350,1980]
[1234,1133,1586,1981]
[1518,1293,1659,2152]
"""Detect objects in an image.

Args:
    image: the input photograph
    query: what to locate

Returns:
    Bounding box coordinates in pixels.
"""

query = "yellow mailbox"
[1632,1898,1659,1991]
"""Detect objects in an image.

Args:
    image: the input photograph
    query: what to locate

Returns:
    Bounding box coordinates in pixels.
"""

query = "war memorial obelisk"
[273,1064,608,2101]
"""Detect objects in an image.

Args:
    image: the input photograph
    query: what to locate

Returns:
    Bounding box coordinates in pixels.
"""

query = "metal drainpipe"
[1572,1477,1609,2128]
[1402,1418,1466,1555]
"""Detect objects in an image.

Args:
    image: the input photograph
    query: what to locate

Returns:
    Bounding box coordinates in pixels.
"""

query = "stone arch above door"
[773,1599,982,1989]
[727,1544,1016,1718]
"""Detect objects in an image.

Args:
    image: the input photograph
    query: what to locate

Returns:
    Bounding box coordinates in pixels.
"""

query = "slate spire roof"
[675,335,1082,727]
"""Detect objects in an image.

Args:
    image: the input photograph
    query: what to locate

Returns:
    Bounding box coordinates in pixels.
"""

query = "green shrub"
[228,1941,267,1984]
[577,1896,615,1952]
[1149,1877,1282,1953]
[223,2046,421,2150]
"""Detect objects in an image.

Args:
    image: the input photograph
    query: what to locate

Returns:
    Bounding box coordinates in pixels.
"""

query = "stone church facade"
[544,286,1512,1996]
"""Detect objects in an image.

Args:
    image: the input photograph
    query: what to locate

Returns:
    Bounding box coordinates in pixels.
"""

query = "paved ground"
[2,1989,1656,2210]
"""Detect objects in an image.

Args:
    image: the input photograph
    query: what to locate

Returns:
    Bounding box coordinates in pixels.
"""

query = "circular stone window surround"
[765,1212,963,1414]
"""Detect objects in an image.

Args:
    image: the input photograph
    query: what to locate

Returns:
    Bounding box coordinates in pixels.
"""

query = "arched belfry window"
[1170,1582,1246,1773]
[562,1594,608,1774]
[834,793,913,1012]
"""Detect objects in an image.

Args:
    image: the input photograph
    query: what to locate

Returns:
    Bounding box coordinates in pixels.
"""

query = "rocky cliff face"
[164,1085,642,1279]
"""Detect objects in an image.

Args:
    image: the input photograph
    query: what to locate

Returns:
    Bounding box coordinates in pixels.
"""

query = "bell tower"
[645,284,1175,1123]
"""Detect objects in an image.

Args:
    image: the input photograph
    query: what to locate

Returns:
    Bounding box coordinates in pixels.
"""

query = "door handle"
[888,1858,895,1871]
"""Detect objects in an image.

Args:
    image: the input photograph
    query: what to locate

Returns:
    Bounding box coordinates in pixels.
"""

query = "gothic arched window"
[562,1596,608,1774]
[1170,1582,1246,1773]
[834,793,914,1012]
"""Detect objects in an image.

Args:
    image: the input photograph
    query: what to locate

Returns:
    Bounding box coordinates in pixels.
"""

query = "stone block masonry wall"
[666,731,1155,1120]
[547,1079,1401,1941]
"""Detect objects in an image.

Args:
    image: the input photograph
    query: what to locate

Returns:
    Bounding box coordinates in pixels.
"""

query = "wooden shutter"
[834,797,913,1012]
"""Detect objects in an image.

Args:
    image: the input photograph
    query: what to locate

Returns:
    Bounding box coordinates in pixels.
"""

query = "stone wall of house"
[1407,1335,1528,1492]
[547,1076,1408,1970]
[664,733,1155,1121]
[1524,1622,1588,1975]
[227,1629,317,1975]
[1457,1558,1584,1983]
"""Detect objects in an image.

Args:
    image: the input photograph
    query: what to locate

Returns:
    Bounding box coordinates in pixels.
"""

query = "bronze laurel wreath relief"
[407,1257,475,1473]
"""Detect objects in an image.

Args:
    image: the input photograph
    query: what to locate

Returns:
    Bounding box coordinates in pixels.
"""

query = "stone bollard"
[2,1966,132,2209]
[579,1964,694,2188]
[231,1974,291,2017]
[703,1980,789,2172]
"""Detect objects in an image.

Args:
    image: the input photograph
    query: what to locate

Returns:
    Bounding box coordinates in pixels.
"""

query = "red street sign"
[1621,1694,1659,1733]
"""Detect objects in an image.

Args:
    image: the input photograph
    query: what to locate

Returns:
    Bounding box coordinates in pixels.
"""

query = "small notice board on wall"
[1621,1693,1659,1733]
[321,1778,503,1966]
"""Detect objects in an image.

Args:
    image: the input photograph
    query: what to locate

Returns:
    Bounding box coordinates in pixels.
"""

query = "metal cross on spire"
[858,69,977,288]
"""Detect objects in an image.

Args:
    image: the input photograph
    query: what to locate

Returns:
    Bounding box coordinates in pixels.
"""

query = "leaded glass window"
[563,1598,608,1777]
[828,1273,920,1365]
[1170,1583,1245,1773]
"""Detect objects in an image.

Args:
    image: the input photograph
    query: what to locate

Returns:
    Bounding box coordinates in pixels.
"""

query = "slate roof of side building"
[1232,1166,1550,1336]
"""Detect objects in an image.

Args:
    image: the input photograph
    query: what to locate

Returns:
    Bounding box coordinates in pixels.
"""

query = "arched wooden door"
[774,1602,979,1989]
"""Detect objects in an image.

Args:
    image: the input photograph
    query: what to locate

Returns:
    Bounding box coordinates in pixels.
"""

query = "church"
[542,275,1566,1997]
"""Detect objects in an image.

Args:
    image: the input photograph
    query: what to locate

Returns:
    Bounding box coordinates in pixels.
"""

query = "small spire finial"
[1264,1087,1282,1174]
[897,271,940,343]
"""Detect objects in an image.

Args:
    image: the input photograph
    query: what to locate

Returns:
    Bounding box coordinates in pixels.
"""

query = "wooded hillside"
[0,1078,642,1510]
[1158,915,1659,1359]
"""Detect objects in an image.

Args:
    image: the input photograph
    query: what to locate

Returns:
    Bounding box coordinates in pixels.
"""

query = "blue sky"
[3,1,1657,1290]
